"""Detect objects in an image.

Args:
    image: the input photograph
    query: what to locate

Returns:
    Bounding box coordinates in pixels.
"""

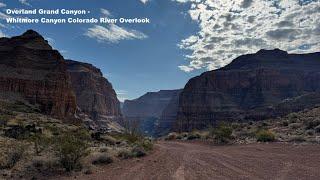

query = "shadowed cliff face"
[123,90,181,136]
[0,30,76,119]
[176,49,320,131]
[66,60,122,130]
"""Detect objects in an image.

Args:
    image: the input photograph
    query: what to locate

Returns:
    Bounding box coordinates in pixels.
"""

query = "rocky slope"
[0,30,76,119]
[176,49,320,131]
[66,60,122,130]
[123,90,181,136]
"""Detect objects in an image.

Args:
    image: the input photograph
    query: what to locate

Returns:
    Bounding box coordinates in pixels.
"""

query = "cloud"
[0,2,6,8]
[173,0,320,72]
[116,90,127,95]
[140,0,149,4]
[0,30,6,37]
[178,65,194,72]
[0,12,10,20]
[116,90,128,102]
[85,24,147,43]
[19,0,31,6]
[100,8,111,17]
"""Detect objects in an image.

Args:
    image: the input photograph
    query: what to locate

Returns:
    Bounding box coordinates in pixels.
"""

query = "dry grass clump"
[0,139,27,170]
[91,153,113,165]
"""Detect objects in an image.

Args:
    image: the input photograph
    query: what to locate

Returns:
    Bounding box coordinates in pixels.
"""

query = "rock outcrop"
[66,60,122,130]
[0,30,76,119]
[123,90,181,136]
[176,49,320,131]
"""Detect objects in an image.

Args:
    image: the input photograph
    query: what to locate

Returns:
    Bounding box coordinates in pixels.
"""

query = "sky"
[0,0,319,101]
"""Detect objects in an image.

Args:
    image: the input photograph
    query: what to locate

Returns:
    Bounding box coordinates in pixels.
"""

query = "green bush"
[29,132,50,155]
[187,133,201,140]
[256,130,276,142]
[140,139,153,151]
[210,123,233,144]
[53,129,90,172]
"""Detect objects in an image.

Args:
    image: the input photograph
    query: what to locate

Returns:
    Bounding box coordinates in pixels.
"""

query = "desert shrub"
[256,130,276,142]
[0,142,26,169]
[288,113,298,120]
[99,147,108,153]
[53,129,90,172]
[315,125,320,133]
[29,132,50,155]
[92,154,113,165]
[209,123,233,144]
[282,121,289,127]
[0,114,11,127]
[288,136,306,143]
[113,133,140,144]
[305,120,320,130]
[117,150,133,159]
[289,123,302,129]
[139,139,153,151]
[31,156,60,172]
[165,132,177,140]
[102,135,118,145]
[187,133,201,140]
[305,129,315,136]
[131,147,146,157]
[175,135,183,140]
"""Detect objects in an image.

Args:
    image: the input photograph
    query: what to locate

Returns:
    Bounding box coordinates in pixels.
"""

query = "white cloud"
[0,2,6,8]
[85,24,147,43]
[116,90,128,102]
[0,12,10,20]
[140,0,149,4]
[0,30,6,37]
[116,90,127,95]
[178,65,194,72]
[173,0,320,72]
[100,8,111,17]
[19,0,31,6]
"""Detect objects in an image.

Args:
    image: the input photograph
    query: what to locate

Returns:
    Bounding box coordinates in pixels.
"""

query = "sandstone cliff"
[0,30,76,119]
[66,60,122,130]
[176,49,320,131]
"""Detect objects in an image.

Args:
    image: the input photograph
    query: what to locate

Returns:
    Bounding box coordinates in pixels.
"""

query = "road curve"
[74,141,320,180]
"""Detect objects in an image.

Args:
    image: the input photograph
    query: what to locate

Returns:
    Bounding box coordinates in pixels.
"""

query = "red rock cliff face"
[176,49,320,131]
[66,60,122,123]
[0,30,76,119]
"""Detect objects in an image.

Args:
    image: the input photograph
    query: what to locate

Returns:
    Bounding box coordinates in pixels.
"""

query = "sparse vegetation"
[288,136,306,143]
[256,130,276,142]
[117,150,133,159]
[92,154,113,165]
[53,129,90,171]
[0,141,26,169]
[210,123,233,144]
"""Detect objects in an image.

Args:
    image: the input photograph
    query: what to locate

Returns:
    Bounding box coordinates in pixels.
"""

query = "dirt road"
[75,141,320,180]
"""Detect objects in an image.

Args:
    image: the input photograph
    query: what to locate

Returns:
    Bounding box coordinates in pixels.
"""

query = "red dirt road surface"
[73,141,320,180]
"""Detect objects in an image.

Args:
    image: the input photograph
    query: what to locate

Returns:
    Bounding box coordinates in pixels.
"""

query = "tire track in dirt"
[67,141,320,180]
